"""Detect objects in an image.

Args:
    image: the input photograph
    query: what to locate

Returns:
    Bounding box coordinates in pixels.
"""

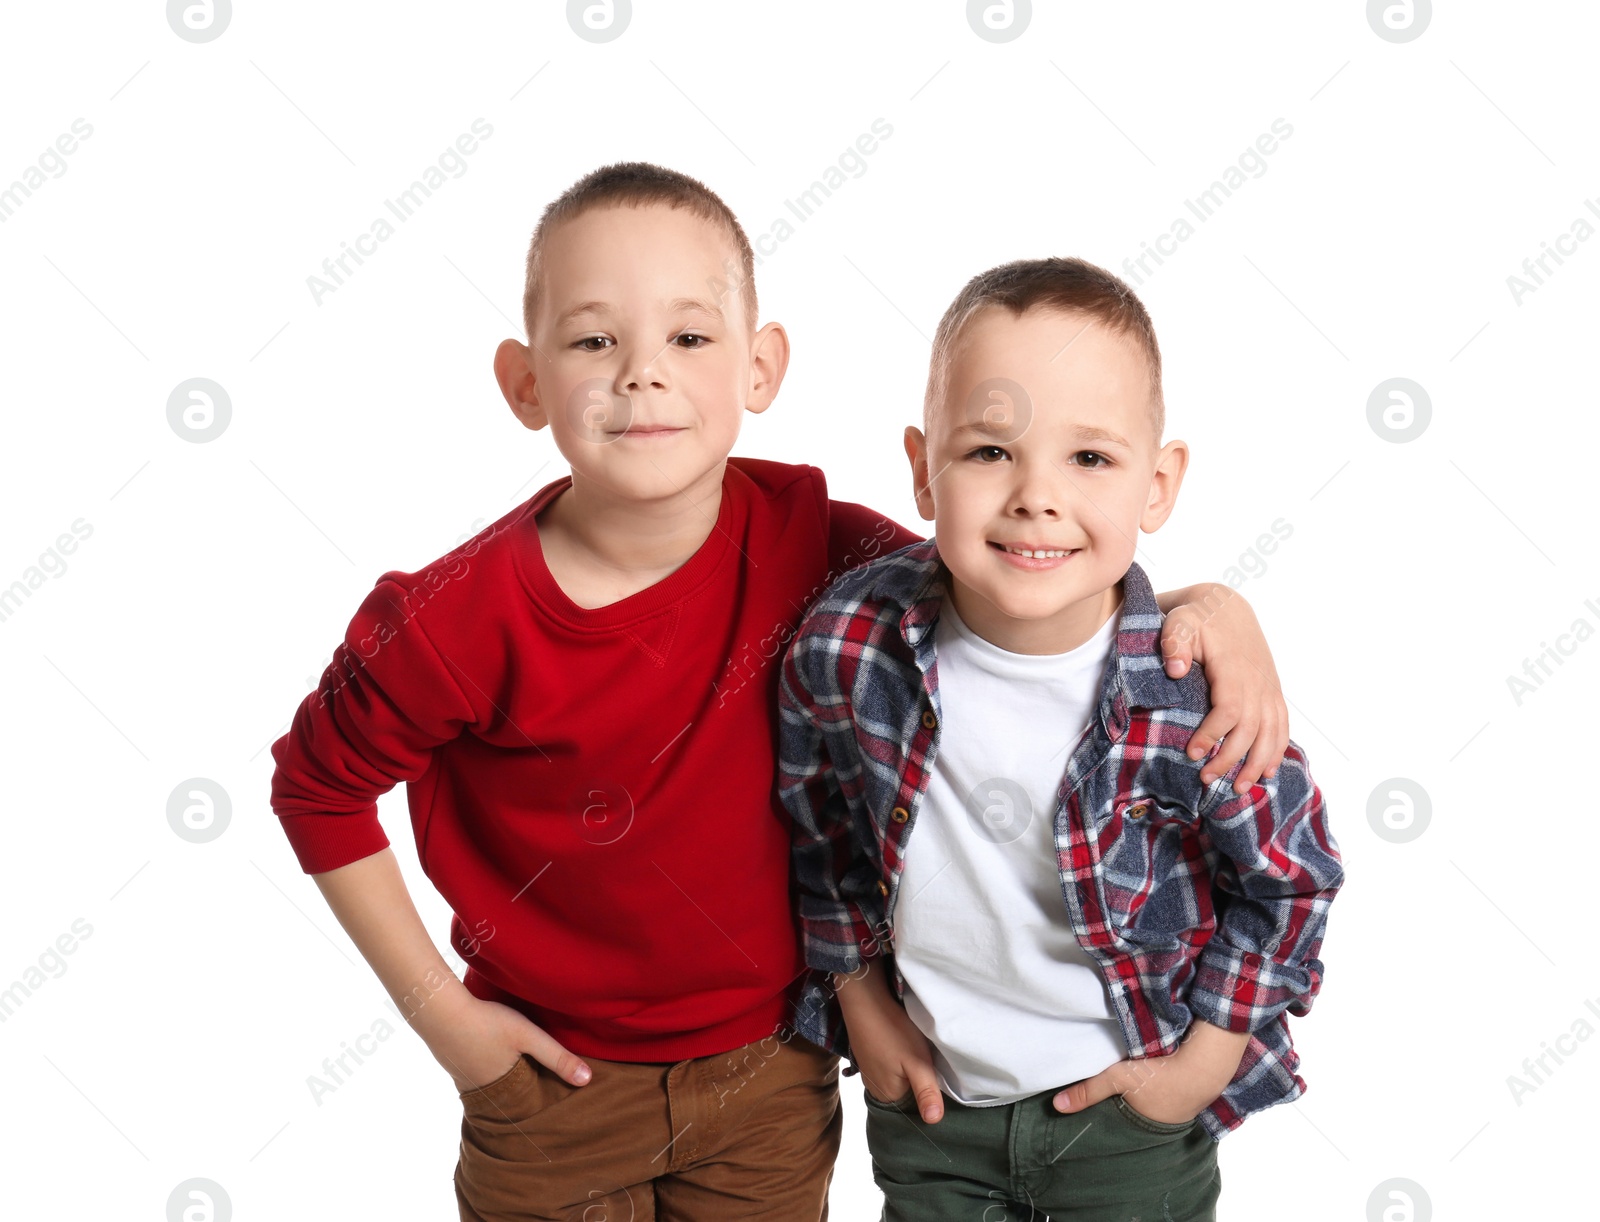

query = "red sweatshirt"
[270,457,920,1061]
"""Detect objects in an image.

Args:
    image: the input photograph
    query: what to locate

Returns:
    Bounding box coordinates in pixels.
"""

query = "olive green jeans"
[862,1085,1220,1221]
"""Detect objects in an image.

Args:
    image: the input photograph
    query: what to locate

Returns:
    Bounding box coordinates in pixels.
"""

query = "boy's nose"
[620,371,668,396]
[1008,499,1061,520]
[619,344,670,392]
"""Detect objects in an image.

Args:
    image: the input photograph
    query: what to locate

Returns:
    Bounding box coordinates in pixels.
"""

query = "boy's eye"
[674,333,710,349]
[967,445,1009,463]
[1073,451,1110,469]
[573,336,613,352]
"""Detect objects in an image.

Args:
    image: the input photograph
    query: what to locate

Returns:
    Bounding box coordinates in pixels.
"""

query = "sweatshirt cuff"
[278,806,390,874]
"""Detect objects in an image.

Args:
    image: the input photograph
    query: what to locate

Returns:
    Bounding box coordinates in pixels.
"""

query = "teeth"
[1001,544,1072,559]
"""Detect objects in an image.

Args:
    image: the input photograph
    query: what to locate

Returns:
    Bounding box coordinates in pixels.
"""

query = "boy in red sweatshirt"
[269,162,1293,1221]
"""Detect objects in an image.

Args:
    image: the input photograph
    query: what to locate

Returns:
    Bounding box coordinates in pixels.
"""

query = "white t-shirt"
[892,596,1128,1106]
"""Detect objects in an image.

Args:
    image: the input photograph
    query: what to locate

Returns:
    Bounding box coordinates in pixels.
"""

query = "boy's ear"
[1140,439,1189,532]
[495,339,548,431]
[744,321,790,415]
[903,426,937,522]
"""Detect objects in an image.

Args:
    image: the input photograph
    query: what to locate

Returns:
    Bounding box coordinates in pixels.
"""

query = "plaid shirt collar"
[879,538,1210,741]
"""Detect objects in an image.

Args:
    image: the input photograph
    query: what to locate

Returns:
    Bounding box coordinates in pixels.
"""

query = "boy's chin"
[983,595,1082,625]
[952,572,1095,622]
[568,448,725,498]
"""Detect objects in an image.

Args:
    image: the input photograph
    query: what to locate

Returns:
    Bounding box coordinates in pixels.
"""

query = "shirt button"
[890,806,910,824]
[921,710,938,730]
[877,880,889,897]
[1127,802,1150,820]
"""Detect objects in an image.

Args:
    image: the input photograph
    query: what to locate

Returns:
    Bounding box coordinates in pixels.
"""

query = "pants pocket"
[1112,1093,1198,1135]
[860,1076,917,1110]
[458,1054,544,1123]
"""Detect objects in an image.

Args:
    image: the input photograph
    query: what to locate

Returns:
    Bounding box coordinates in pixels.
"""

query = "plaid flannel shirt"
[776,540,1343,1137]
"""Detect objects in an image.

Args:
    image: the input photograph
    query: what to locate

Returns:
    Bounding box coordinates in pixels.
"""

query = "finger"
[1201,711,1257,789]
[523,1028,592,1086]
[1217,709,1266,792]
[1186,703,1233,769]
[1052,1066,1122,1114]
[1249,708,1279,783]
[905,1061,944,1123]
[1233,737,1268,791]
[1160,613,1196,678]
[1267,699,1290,778]
[1238,708,1289,790]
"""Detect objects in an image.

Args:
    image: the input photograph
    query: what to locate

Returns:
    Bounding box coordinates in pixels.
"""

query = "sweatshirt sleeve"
[269,577,477,874]
[826,497,923,579]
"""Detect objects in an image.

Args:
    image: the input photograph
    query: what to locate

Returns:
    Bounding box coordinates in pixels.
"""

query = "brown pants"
[455,1026,843,1221]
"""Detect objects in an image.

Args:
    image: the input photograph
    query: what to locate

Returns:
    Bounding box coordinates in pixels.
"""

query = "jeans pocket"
[458,1054,537,1117]
[862,1084,915,1111]
[1113,1093,1198,1135]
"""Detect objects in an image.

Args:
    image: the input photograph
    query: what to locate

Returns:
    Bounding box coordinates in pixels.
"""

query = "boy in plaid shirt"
[777,257,1343,1220]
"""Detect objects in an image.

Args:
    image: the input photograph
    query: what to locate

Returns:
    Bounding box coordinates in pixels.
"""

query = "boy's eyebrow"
[555,300,612,326]
[951,419,1132,449]
[552,297,725,326]
[667,296,724,320]
[1065,424,1132,449]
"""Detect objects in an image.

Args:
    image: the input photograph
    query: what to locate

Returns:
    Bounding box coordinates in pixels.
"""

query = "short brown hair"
[521,161,757,339]
[924,256,1164,445]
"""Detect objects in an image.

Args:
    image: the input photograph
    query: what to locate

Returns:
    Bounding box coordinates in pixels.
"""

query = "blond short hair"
[521,161,757,339]
[924,256,1164,444]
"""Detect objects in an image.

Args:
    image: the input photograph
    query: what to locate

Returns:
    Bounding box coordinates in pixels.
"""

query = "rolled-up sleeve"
[776,630,883,976]
[1186,742,1343,1032]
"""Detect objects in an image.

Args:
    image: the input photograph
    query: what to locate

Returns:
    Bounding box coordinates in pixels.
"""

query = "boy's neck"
[535,461,727,610]
[946,577,1122,657]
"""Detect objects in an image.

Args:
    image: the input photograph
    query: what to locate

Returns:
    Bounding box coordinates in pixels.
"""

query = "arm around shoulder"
[1154,580,1290,791]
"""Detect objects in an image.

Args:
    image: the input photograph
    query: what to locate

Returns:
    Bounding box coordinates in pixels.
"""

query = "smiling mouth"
[990,542,1078,559]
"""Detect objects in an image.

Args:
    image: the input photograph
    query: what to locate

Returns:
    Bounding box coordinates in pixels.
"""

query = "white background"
[1,2,1594,1219]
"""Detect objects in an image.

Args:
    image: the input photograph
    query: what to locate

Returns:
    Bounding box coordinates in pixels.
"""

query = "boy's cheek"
[564,378,631,441]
